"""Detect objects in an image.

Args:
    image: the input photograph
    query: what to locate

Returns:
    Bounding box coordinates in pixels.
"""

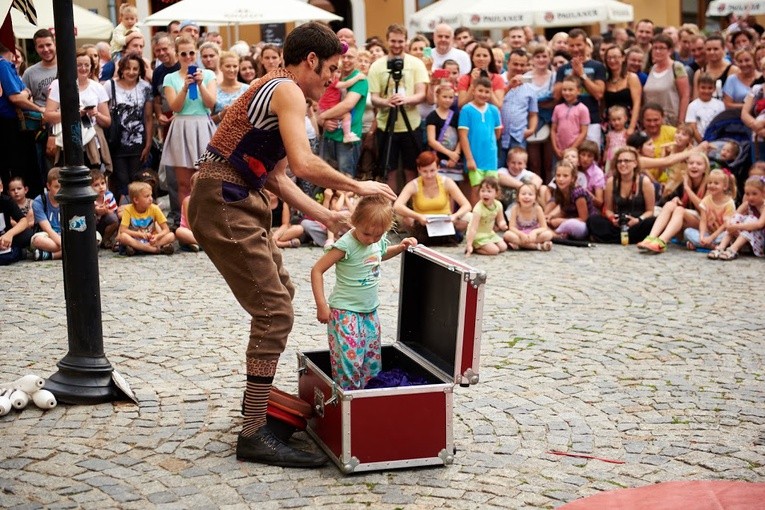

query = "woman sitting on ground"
[394,151,472,245]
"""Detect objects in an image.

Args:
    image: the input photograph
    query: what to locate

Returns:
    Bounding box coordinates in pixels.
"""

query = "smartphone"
[423,47,432,59]
[187,65,198,100]
[432,69,450,80]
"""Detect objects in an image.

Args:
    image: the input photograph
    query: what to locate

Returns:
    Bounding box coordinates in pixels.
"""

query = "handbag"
[51,118,97,148]
[527,123,550,143]
[105,79,121,147]
[437,110,463,172]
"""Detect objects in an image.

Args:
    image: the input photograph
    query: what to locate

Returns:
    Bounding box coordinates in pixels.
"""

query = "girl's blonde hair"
[708,168,737,198]
[673,123,695,145]
[219,50,238,65]
[351,195,394,231]
[744,175,765,193]
[517,182,538,197]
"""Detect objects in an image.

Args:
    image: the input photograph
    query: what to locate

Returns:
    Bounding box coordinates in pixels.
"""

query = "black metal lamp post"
[43,0,128,404]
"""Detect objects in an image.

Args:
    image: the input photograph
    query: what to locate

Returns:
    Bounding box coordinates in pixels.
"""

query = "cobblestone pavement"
[1,242,764,509]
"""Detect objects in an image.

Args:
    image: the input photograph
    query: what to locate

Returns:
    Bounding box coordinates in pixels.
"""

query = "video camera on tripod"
[387,57,404,82]
[380,56,419,179]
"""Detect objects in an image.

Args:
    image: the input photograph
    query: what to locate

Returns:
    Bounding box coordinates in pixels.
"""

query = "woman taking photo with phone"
[457,42,506,108]
[160,35,217,210]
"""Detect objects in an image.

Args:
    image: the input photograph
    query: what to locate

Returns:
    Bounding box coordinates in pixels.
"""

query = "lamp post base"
[45,355,127,404]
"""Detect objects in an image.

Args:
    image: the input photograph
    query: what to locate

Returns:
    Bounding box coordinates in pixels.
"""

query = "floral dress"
[730,203,764,256]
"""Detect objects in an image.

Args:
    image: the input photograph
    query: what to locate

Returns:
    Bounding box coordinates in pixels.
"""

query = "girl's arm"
[43,97,61,125]
[545,204,562,221]
[683,175,705,211]
[165,76,190,113]
[730,211,765,232]
[495,203,508,231]
[382,237,418,261]
[591,186,605,210]
[535,204,549,229]
[741,93,765,135]
[335,73,365,90]
[507,205,522,235]
[571,123,588,149]
[458,128,476,171]
[676,74,690,127]
[698,207,710,237]
[272,201,291,240]
[199,72,217,110]
[602,177,618,225]
[638,144,709,170]
[426,124,457,160]
[393,181,427,226]
[638,176,655,221]
[445,179,472,222]
[627,73,642,134]
[465,205,481,255]
[141,98,153,161]
[550,121,560,156]
[491,86,505,109]
[310,248,346,324]
[574,195,589,221]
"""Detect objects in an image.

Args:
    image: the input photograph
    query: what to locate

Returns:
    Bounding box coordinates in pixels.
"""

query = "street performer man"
[188,22,395,468]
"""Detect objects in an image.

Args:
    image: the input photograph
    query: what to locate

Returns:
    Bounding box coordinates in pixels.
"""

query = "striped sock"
[241,358,278,437]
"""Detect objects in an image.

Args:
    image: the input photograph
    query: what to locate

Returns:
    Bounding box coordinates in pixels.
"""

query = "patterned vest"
[204,69,295,190]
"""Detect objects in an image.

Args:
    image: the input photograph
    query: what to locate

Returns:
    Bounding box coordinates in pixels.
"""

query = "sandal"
[289,239,301,248]
[686,241,696,251]
[718,249,738,261]
[637,236,657,251]
[537,241,552,251]
[707,249,721,260]
[645,238,667,254]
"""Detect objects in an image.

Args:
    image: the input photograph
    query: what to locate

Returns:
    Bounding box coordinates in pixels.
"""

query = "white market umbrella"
[0,0,114,39]
[143,0,342,26]
[706,1,765,16]
[408,0,633,32]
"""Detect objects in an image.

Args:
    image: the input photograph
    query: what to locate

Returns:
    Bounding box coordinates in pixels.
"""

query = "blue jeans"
[683,228,723,249]
[320,137,361,178]
[498,136,526,169]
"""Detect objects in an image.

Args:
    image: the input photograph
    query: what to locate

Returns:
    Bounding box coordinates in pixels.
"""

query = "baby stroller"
[703,108,752,203]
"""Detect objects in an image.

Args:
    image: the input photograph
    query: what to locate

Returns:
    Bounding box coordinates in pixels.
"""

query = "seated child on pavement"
[497,147,544,211]
[577,140,606,210]
[175,173,201,252]
[0,179,32,265]
[91,170,119,249]
[7,176,34,228]
[31,167,63,261]
[265,189,304,249]
[117,181,175,256]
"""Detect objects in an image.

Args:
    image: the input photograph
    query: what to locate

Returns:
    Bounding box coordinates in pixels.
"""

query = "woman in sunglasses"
[160,35,217,211]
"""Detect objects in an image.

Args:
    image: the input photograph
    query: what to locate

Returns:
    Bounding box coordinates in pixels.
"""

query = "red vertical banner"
[0,12,15,52]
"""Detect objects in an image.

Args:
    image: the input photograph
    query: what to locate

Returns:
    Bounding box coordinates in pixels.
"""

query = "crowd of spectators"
[2,6,765,265]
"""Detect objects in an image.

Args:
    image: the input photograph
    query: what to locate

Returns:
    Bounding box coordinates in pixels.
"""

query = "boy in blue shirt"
[31,167,62,261]
[458,77,502,204]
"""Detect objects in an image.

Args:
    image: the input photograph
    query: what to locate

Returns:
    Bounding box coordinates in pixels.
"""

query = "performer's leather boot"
[236,425,327,468]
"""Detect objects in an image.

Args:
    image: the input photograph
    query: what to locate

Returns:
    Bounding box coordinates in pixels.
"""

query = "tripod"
[380,74,421,183]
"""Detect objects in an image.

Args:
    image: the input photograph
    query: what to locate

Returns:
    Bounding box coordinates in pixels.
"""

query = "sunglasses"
[180,50,196,58]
